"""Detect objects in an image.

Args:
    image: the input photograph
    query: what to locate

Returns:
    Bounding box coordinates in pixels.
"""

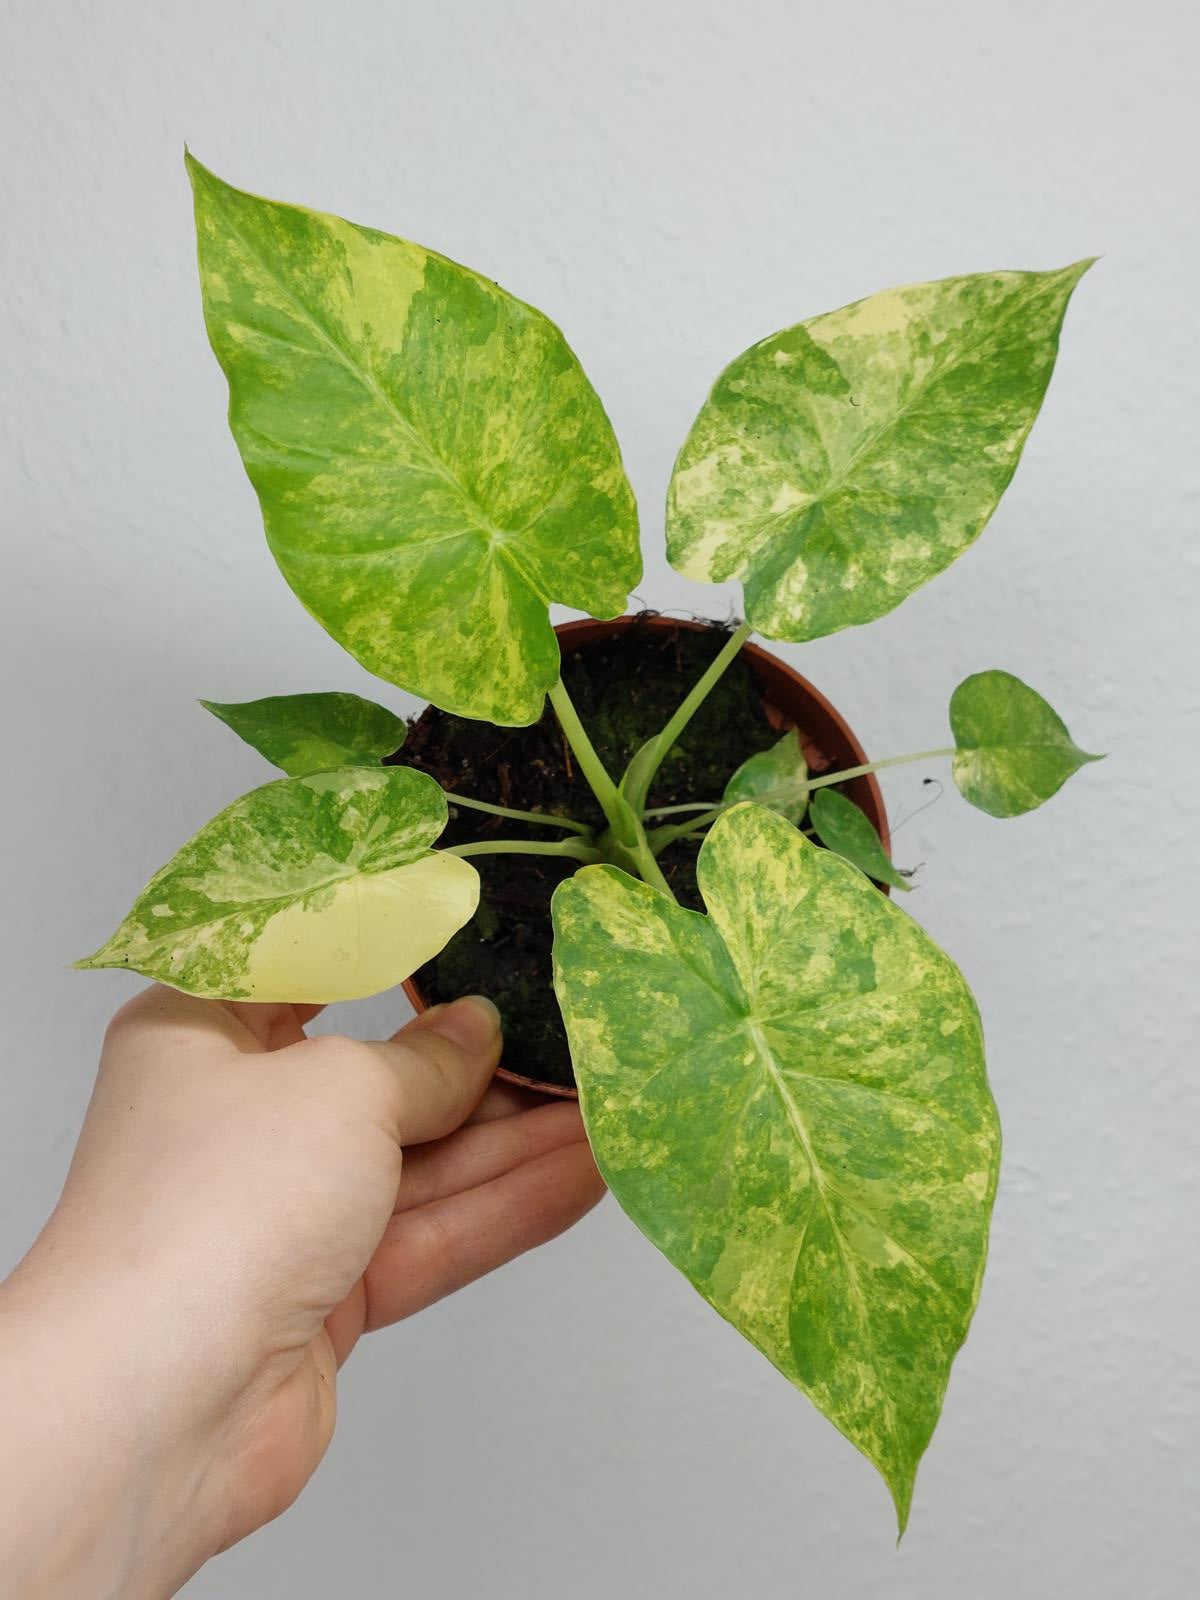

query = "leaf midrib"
[957,740,1080,755]
[214,202,507,547]
[747,1022,903,1462]
[731,274,1060,558]
[806,278,1051,506]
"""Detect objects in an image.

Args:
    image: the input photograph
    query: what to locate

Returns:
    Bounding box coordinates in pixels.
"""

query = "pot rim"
[403,612,891,1098]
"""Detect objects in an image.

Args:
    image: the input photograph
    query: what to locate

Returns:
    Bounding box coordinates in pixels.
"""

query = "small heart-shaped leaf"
[950,670,1103,818]
[201,692,407,776]
[722,729,809,823]
[810,787,910,891]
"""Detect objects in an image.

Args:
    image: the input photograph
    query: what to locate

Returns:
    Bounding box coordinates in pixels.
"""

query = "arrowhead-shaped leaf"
[950,670,1103,818]
[187,155,640,725]
[721,729,809,823]
[810,787,910,892]
[667,263,1092,641]
[76,767,478,1002]
[552,804,999,1527]
[201,691,407,776]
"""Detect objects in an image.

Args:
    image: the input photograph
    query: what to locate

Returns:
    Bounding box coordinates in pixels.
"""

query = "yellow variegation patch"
[552,804,1000,1528]
[76,766,478,1002]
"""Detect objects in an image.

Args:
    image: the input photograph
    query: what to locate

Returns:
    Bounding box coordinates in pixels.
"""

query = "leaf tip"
[890,1473,915,1541]
[1047,256,1098,295]
[184,150,236,210]
[71,947,111,973]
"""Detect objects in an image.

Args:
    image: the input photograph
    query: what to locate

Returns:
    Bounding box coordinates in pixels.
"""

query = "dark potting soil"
[394,617,789,1089]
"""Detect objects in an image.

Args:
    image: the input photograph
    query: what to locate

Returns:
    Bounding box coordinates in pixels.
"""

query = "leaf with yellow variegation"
[552,804,999,1528]
[667,264,1091,642]
[188,155,640,725]
[76,767,477,1002]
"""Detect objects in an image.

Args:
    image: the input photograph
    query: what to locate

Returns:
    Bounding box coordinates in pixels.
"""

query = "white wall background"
[2,1,1196,1594]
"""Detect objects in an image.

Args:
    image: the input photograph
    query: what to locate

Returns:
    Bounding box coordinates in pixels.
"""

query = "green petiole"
[621,620,754,814]
[546,678,676,898]
[443,791,593,836]
[647,747,956,853]
[444,837,603,864]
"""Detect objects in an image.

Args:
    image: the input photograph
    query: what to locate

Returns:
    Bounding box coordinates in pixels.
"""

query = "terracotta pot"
[404,614,891,1098]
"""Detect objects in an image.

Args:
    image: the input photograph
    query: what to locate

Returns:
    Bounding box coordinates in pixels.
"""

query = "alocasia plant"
[77,154,1102,1529]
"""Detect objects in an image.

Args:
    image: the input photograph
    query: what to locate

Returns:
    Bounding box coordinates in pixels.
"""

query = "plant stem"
[444,791,592,836]
[547,678,636,844]
[642,800,721,819]
[648,746,956,853]
[444,837,603,864]
[547,677,677,900]
[622,620,755,813]
[804,748,956,792]
[626,835,675,896]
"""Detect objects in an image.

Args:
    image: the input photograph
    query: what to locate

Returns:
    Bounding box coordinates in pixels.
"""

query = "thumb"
[366,996,502,1145]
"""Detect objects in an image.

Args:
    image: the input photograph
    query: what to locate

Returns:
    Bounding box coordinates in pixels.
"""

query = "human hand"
[0,987,604,1599]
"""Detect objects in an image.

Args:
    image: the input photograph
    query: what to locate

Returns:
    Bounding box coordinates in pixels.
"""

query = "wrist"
[0,1240,235,1599]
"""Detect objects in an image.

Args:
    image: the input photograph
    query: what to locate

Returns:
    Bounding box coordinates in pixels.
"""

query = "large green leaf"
[201,691,407,776]
[809,787,910,892]
[722,729,808,823]
[950,670,1103,818]
[76,767,478,1002]
[187,155,640,725]
[552,804,999,1527]
[667,263,1092,641]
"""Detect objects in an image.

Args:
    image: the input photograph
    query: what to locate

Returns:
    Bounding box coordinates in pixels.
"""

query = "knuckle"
[290,1032,367,1073]
[290,1033,397,1105]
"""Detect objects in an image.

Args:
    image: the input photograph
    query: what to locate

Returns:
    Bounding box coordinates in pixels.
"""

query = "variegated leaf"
[667,264,1092,641]
[552,804,999,1528]
[76,767,478,1002]
[188,155,640,725]
[722,728,808,823]
[810,787,910,892]
[950,670,1103,818]
[201,691,407,776]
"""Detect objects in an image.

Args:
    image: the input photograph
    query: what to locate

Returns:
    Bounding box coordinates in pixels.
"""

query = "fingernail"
[424,994,501,1054]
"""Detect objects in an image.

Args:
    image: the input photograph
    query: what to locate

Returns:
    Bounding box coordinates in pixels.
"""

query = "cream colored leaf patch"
[551,804,999,1528]
[667,263,1092,642]
[188,155,640,725]
[76,766,478,1003]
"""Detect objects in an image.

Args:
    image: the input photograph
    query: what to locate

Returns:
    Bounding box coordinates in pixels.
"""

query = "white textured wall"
[2,2,1196,1594]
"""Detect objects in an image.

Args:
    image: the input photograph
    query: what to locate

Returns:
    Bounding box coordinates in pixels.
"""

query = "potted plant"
[78,155,1101,1530]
